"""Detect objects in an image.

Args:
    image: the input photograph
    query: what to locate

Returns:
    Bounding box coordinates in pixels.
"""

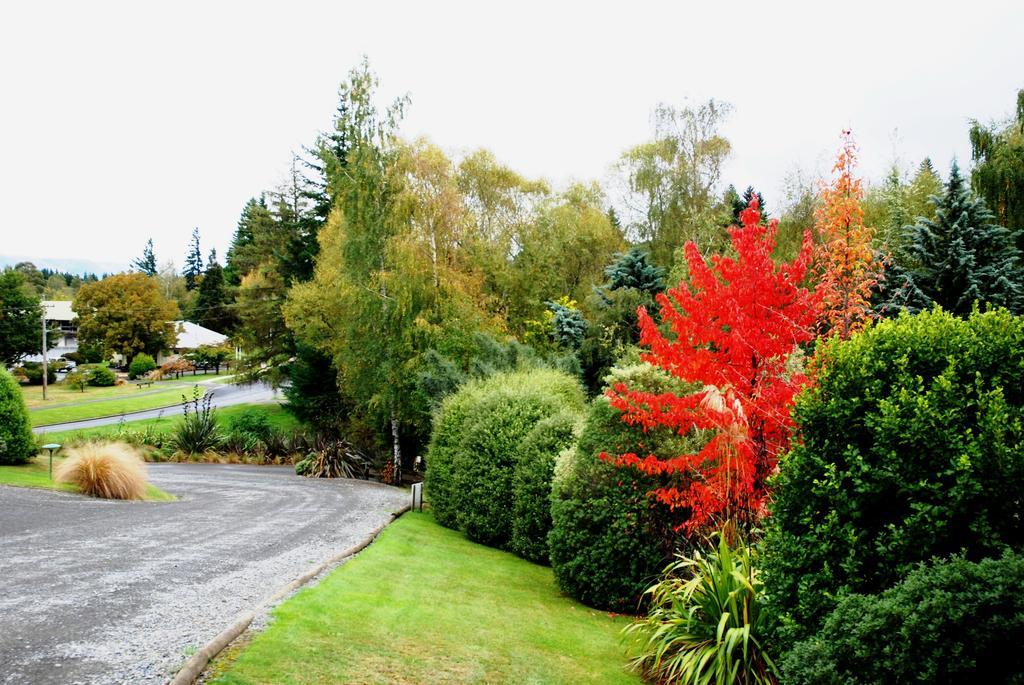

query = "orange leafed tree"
[605,200,821,531]
[815,131,882,338]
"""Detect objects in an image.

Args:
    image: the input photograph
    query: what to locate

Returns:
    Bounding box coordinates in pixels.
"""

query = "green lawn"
[30,385,209,427]
[0,455,175,501]
[21,373,228,409]
[209,512,641,685]
[35,403,299,444]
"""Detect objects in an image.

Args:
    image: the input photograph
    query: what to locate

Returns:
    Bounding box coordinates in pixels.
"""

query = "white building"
[156,321,229,366]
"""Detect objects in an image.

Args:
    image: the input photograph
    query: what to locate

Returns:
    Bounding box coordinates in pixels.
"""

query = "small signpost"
[411,482,423,512]
[42,443,61,480]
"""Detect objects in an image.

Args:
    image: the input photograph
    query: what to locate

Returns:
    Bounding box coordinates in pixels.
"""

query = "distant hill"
[0,254,127,276]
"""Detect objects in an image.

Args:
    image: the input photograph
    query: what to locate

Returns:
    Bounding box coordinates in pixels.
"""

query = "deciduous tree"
[606,199,820,532]
[814,132,882,338]
[0,269,47,364]
[74,273,178,362]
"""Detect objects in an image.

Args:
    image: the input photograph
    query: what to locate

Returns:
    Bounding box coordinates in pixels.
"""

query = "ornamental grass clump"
[623,533,779,685]
[55,441,148,500]
[172,389,222,455]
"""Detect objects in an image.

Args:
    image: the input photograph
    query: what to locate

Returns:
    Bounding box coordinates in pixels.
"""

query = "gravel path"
[0,464,408,684]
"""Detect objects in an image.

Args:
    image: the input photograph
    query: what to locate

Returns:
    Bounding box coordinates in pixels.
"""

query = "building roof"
[42,300,75,322]
[171,321,228,350]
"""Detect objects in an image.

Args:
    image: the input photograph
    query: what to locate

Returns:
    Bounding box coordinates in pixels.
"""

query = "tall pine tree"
[132,239,157,276]
[884,161,1023,316]
[183,227,203,291]
[192,249,234,333]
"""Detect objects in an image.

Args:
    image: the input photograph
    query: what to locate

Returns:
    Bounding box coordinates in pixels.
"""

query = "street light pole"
[41,307,48,401]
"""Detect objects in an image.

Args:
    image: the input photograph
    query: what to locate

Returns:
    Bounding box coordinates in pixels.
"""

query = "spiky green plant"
[172,388,222,455]
[623,533,778,685]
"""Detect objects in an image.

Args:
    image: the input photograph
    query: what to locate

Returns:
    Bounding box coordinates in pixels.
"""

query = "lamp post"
[42,443,61,480]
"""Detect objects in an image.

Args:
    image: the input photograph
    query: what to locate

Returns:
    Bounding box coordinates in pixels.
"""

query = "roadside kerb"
[169,504,412,685]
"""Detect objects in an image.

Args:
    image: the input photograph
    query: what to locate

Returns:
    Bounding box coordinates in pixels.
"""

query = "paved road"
[33,381,278,434]
[0,464,408,684]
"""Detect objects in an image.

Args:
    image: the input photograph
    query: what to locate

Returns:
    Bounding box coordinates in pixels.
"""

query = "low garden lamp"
[42,443,62,480]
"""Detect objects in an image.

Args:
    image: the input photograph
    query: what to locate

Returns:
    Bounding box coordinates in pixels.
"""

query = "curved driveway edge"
[173,505,410,685]
[0,464,408,684]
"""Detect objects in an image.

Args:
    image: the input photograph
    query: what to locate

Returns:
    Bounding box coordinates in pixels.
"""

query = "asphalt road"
[32,381,278,434]
[0,464,408,684]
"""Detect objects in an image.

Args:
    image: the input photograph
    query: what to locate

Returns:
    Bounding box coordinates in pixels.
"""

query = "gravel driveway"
[0,464,408,684]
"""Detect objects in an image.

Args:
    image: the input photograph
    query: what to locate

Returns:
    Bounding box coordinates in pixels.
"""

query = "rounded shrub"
[763,308,1024,646]
[548,362,696,611]
[0,367,36,465]
[782,552,1024,685]
[425,368,586,549]
[509,410,581,563]
[128,353,157,380]
[85,364,117,387]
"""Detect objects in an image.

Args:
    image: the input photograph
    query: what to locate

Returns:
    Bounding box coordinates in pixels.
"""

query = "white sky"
[2,0,1022,272]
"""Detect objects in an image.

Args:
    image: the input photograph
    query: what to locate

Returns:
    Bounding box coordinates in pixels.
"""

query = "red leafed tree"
[606,199,821,531]
[815,131,882,338]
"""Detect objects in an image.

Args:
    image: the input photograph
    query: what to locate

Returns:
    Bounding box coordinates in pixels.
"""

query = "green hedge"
[763,308,1024,646]
[548,362,696,611]
[0,368,36,465]
[510,411,580,563]
[425,368,585,550]
[782,552,1024,685]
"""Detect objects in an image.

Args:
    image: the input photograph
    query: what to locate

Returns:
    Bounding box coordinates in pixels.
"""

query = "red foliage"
[605,200,821,531]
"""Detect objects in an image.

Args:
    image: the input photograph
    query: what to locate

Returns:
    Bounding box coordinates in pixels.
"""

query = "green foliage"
[548,362,694,611]
[18,361,56,386]
[970,88,1024,242]
[0,269,46,365]
[0,368,36,465]
[191,250,235,333]
[425,368,585,549]
[624,535,779,685]
[509,411,581,563]
[283,343,350,435]
[183,226,203,291]
[132,238,157,276]
[128,353,156,380]
[63,368,88,392]
[882,162,1023,316]
[763,308,1024,646]
[603,247,666,294]
[85,364,116,387]
[172,390,222,454]
[782,552,1024,685]
[227,409,273,441]
[618,100,732,266]
[74,273,178,362]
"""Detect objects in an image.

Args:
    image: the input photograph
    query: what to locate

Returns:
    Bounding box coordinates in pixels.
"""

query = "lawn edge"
[172,502,412,685]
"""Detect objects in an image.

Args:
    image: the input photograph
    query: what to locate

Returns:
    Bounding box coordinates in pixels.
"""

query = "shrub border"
[170,503,411,685]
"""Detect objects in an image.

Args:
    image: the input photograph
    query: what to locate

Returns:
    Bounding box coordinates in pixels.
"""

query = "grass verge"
[30,386,209,427]
[0,455,175,501]
[35,403,299,444]
[21,373,228,409]
[209,511,640,685]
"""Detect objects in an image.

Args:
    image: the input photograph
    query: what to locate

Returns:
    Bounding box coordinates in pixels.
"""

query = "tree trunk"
[390,411,402,485]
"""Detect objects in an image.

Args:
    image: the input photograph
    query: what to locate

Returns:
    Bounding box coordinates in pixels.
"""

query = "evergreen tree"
[602,246,666,293]
[970,89,1024,246]
[224,197,268,286]
[732,185,767,223]
[183,227,203,291]
[884,161,1023,316]
[132,238,157,276]
[192,249,234,333]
